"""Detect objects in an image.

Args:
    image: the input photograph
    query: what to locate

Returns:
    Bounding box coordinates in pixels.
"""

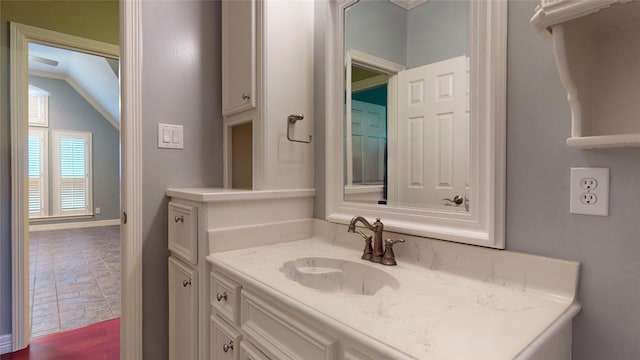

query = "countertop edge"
[166,187,315,202]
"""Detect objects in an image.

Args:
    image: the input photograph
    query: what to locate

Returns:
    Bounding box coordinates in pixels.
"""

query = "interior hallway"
[29,226,120,338]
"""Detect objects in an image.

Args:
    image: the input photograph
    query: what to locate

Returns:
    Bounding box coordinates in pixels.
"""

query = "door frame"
[9,2,143,358]
[344,49,403,188]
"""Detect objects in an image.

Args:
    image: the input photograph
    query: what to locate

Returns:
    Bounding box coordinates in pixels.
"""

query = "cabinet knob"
[242,93,251,100]
[174,215,184,223]
[216,292,227,302]
[182,279,191,287]
[223,341,234,353]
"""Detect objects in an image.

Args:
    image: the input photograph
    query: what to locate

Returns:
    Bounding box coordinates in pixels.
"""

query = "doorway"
[26,42,121,338]
[9,22,123,350]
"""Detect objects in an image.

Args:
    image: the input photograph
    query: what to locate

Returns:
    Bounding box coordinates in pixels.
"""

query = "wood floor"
[1,318,119,360]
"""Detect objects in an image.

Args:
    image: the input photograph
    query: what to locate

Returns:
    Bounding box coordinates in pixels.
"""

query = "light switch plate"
[157,123,184,149]
[570,167,609,216]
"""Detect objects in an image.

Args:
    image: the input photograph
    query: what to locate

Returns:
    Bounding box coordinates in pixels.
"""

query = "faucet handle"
[385,238,405,246]
[361,235,373,260]
[381,238,405,266]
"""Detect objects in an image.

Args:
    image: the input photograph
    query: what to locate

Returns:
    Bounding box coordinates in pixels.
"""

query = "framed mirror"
[325,0,507,248]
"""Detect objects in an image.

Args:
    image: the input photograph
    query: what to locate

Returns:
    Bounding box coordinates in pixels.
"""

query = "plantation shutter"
[53,130,92,216]
[59,138,88,211]
[28,128,48,217]
[28,85,49,127]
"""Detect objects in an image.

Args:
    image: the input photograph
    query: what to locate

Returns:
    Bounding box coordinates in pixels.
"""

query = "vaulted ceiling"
[28,42,120,129]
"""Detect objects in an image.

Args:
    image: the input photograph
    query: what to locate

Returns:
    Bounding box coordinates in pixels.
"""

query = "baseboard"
[0,334,12,355]
[29,219,120,232]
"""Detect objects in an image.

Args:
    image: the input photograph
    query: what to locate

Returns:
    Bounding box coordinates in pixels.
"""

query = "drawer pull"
[182,279,191,287]
[242,93,251,100]
[223,341,234,353]
[216,292,227,302]
[174,215,184,223]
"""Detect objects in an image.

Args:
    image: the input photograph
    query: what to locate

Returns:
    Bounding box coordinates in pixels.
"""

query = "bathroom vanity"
[205,222,580,360]
[167,0,585,358]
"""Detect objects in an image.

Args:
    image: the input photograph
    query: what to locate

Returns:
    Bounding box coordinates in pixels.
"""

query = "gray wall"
[345,0,468,69]
[140,1,221,359]
[345,0,407,66]
[507,2,640,358]
[316,1,640,359]
[406,0,468,68]
[28,75,120,223]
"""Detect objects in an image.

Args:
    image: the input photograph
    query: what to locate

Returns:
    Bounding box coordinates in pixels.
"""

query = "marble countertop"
[207,236,580,359]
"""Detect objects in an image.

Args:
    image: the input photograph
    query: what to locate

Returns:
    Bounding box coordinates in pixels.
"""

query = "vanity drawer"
[168,202,198,265]
[240,341,270,360]
[241,290,338,360]
[211,271,242,325]
[211,315,242,360]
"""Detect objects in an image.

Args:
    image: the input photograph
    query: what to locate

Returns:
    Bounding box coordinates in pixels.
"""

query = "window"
[28,85,49,127]
[28,127,48,217]
[52,130,93,216]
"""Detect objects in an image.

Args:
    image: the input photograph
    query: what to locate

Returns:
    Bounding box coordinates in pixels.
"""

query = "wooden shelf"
[532,0,640,148]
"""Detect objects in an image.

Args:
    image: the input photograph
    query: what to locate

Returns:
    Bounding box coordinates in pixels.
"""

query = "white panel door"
[350,100,386,185]
[393,55,469,208]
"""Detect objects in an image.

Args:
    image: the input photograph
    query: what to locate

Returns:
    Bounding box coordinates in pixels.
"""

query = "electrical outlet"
[570,167,609,216]
[579,193,597,205]
[580,178,598,190]
[95,207,101,214]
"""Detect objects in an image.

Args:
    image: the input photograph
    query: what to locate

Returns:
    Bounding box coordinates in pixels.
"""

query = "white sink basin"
[280,257,400,296]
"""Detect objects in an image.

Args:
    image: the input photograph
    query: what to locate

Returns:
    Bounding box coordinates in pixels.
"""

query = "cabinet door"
[210,315,242,360]
[222,0,256,116]
[169,257,198,360]
[240,341,270,360]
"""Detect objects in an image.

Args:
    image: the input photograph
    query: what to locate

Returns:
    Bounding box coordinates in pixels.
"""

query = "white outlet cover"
[570,167,609,216]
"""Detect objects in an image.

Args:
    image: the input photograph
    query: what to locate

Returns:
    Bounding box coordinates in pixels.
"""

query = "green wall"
[0,0,118,336]
[1,1,119,45]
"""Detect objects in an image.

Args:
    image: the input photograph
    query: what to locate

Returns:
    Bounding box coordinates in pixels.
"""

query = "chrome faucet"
[348,216,385,263]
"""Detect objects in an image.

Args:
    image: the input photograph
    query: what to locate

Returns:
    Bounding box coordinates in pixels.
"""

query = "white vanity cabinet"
[221,0,314,190]
[169,257,198,360]
[209,267,397,360]
[167,188,315,360]
[168,201,201,360]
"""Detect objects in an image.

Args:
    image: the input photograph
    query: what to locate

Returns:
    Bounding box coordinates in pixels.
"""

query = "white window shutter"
[28,85,49,127]
[53,131,92,216]
[28,128,48,217]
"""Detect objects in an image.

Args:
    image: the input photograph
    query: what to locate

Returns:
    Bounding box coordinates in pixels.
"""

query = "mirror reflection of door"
[350,65,388,203]
[346,65,389,204]
[392,55,469,209]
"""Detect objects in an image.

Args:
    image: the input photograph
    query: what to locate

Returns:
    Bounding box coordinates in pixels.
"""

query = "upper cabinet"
[531,0,640,149]
[222,0,256,116]
[222,0,314,190]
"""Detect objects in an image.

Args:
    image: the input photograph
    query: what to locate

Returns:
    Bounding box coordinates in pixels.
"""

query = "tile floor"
[29,225,121,338]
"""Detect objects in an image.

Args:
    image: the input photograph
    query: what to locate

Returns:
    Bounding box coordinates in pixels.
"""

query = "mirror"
[325,0,507,248]
[344,0,470,212]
